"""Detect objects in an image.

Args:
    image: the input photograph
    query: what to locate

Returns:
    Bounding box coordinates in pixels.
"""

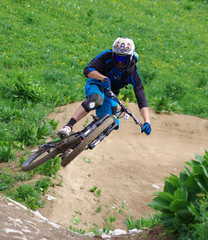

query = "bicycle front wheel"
[61,117,114,167]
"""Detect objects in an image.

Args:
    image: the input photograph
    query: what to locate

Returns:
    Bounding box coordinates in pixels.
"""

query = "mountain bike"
[21,89,143,171]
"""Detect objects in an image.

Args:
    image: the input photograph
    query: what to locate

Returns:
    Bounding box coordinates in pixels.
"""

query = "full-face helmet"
[112,37,135,71]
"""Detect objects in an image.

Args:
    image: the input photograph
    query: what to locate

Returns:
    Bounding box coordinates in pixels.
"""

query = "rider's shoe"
[57,126,72,139]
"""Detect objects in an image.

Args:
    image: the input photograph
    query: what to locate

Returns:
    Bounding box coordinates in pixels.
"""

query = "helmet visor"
[114,53,131,64]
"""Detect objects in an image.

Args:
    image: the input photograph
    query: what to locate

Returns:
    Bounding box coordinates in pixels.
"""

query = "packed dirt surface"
[41,102,208,231]
[1,101,208,239]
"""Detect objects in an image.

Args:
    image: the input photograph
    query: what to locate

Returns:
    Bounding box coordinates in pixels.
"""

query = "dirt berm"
[0,103,207,239]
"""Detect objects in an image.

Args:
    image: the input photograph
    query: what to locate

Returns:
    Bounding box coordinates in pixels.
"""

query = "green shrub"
[0,169,31,191]
[2,72,46,103]
[0,106,18,123]
[153,96,181,114]
[125,214,160,230]
[178,193,208,240]
[148,150,208,235]
[7,176,53,210]
[10,184,45,210]
[34,177,53,195]
[0,170,14,191]
[14,118,58,146]
[0,141,16,162]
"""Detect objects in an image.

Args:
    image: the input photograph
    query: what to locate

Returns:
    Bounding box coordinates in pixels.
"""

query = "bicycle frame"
[86,89,144,150]
[106,89,144,128]
[21,88,144,171]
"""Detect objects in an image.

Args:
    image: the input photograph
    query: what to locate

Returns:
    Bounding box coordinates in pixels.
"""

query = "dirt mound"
[40,102,208,231]
[1,102,207,239]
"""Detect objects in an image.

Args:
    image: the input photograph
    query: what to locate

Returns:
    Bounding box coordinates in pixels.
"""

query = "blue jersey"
[83,49,148,109]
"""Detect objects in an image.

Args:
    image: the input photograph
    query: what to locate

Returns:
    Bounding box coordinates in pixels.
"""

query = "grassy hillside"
[0,0,207,149]
[0,1,208,236]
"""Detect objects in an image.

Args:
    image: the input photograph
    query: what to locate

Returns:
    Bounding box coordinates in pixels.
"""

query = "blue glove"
[101,78,111,90]
[141,122,151,135]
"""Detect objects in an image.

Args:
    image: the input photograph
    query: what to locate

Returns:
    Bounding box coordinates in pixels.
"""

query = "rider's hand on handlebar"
[141,122,151,135]
[101,78,111,90]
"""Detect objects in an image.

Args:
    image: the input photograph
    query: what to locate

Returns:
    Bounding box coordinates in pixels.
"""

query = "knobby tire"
[61,117,114,167]
[21,148,60,171]
[21,135,80,171]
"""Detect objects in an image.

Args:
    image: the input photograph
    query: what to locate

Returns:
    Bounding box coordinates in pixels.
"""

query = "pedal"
[124,113,129,120]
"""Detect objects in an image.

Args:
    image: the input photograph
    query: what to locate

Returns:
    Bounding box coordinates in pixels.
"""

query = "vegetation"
[148,150,208,239]
[0,156,61,210]
[0,0,207,237]
[0,0,207,155]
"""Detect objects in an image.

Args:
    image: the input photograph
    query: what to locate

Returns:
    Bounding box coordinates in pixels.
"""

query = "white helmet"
[112,37,135,56]
[112,37,135,71]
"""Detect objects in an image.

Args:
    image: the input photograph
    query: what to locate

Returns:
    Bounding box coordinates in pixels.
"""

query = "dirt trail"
[38,102,208,232]
[0,102,207,240]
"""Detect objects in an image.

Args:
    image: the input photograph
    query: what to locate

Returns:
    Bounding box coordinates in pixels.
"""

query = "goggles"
[114,53,131,64]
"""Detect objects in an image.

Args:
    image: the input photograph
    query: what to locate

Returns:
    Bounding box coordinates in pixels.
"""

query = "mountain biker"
[58,37,151,138]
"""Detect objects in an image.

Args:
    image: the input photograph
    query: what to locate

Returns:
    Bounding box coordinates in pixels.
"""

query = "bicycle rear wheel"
[61,117,114,167]
[21,134,81,171]
[21,148,60,172]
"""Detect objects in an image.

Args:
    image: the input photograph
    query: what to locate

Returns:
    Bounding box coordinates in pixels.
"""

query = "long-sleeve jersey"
[83,49,148,109]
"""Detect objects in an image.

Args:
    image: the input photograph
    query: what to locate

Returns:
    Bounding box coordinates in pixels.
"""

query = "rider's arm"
[87,71,107,81]
[131,68,150,124]
[132,70,148,109]
[140,107,150,124]
[83,50,112,80]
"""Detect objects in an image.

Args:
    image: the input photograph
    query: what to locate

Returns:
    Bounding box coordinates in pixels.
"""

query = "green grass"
[0,0,207,234]
[1,0,207,149]
[1,0,207,121]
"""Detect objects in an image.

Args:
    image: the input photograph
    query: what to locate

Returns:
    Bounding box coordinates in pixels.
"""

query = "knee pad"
[82,94,103,112]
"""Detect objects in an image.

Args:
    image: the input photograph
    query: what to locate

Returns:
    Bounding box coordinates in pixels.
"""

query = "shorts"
[84,78,119,127]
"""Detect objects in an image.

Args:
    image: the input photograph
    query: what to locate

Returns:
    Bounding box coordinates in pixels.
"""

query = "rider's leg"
[70,105,88,122]
[96,91,120,129]
[58,80,104,138]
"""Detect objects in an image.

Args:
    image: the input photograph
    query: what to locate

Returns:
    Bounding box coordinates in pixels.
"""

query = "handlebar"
[106,89,144,128]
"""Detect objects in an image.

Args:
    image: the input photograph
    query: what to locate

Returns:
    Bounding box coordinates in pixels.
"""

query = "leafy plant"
[35,177,53,195]
[0,170,14,191]
[0,141,16,162]
[178,193,208,240]
[125,214,160,230]
[96,206,102,213]
[69,225,85,235]
[120,85,136,102]
[82,157,91,163]
[96,189,101,197]
[148,150,208,235]
[14,118,57,146]
[89,186,101,197]
[0,169,31,191]
[9,183,45,210]
[153,96,181,114]
[2,72,46,103]
[72,215,81,225]
[89,186,98,193]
